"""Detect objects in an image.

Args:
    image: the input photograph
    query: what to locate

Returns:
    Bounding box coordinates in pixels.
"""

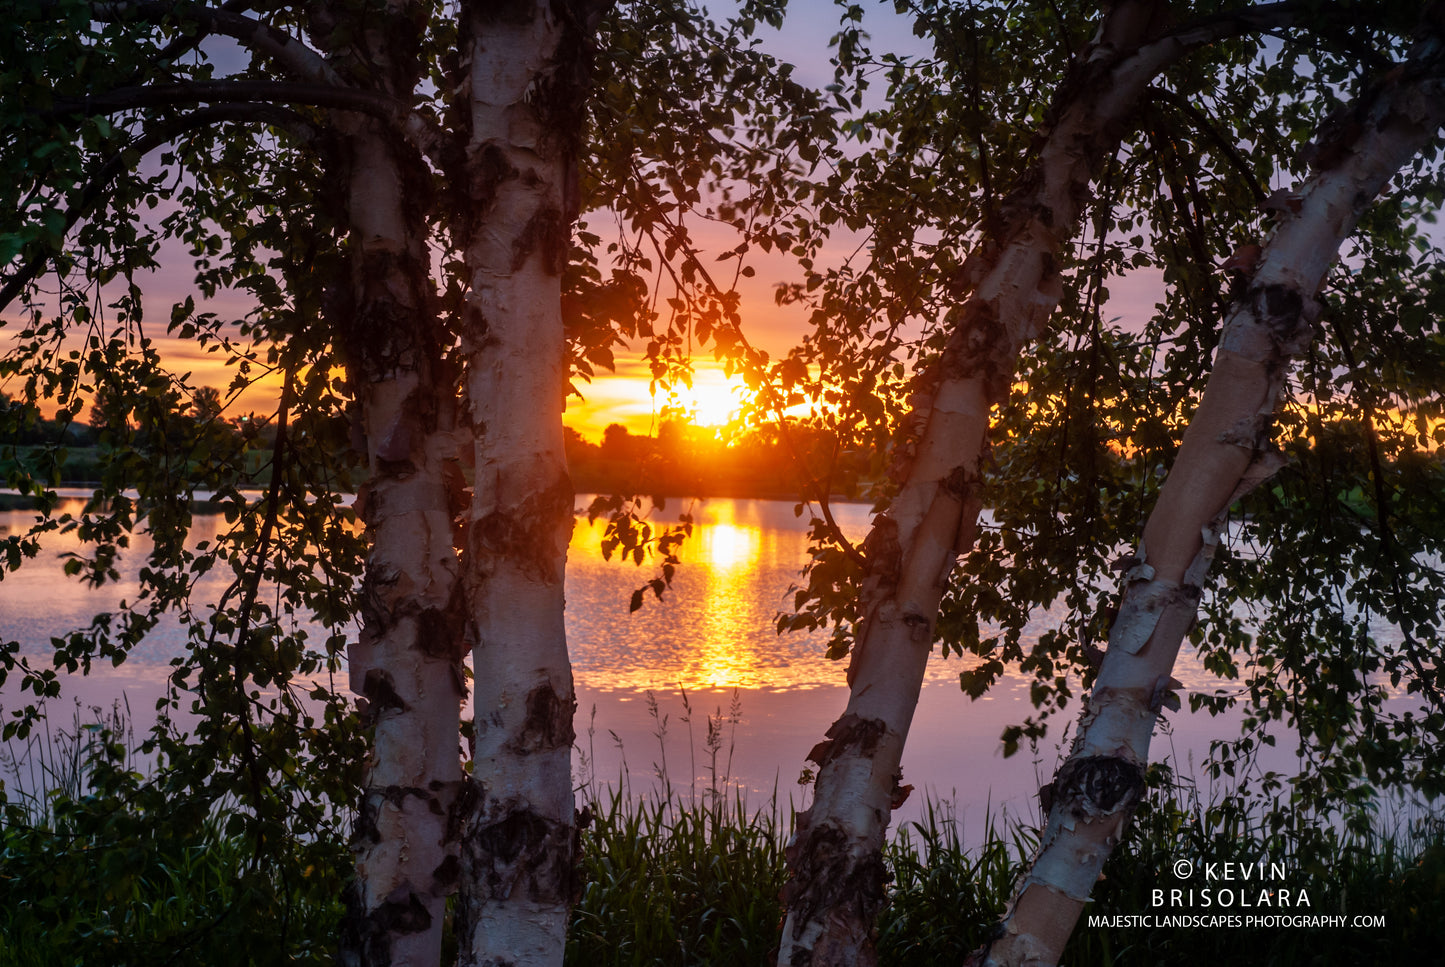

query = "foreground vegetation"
[2,706,1440,966]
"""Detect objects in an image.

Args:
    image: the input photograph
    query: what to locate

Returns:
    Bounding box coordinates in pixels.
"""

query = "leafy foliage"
[760,0,1445,829]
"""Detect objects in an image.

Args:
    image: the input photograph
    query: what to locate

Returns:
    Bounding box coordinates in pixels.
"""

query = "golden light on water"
[687,505,766,688]
[567,499,802,692]
[699,520,758,570]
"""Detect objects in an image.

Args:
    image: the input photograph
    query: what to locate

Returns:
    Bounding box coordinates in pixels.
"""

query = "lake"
[1,494,1302,839]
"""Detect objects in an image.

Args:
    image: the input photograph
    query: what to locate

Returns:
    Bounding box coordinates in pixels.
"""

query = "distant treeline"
[0,403,98,447]
[0,389,276,489]
[567,420,870,502]
[3,391,870,503]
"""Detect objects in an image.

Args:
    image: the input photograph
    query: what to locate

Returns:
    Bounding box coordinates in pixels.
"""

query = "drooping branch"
[0,103,316,314]
[227,365,296,829]
[62,4,450,167]
[1323,311,1445,713]
[46,79,408,124]
[1148,84,1269,204]
[88,1,340,85]
[633,195,867,568]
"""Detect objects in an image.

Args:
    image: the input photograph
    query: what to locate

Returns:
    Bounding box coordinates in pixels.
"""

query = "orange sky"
[0,262,797,443]
[2,2,1185,445]
[2,256,1167,442]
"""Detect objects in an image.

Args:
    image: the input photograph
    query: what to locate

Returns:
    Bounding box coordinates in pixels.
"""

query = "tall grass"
[3,693,1441,964]
[568,690,788,966]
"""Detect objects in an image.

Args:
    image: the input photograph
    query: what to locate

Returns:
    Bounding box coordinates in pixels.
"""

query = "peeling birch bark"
[324,7,470,963]
[452,3,592,964]
[337,120,469,967]
[977,34,1445,967]
[777,5,1215,963]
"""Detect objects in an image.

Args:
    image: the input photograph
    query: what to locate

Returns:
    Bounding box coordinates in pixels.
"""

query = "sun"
[679,368,743,428]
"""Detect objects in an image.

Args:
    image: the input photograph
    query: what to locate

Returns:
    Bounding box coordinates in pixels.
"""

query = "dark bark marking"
[359,563,401,635]
[416,579,469,663]
[941,300,1003,380]
[448,774,480,843]
[342,786,456,964]
[467,0,535,26]
[377,885,434,933]
[433,853,461,889]
[805,713,886,769]
[1258,283,1302,325]
[942,465,977,502]
[889,774,914,811]
[939,298,1014,403]
[1052,754,1144,820]
[510,205,568,275]
[340,879,391,967]
[465,143,518,220]
[359,550,467,664]
[859,516,902,585]
[344,242,439,384]
[1247,282,1318,358]
[781,813,887,967]
[374,405,418,468]
[339,882,431,967]
[505,682,578,755]
[455,792,578,957]
[470,472,574,582]
[362,668,409,716]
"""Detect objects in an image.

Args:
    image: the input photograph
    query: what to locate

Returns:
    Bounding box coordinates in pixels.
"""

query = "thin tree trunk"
[452,3,594,964]
[313,5,469,963]
[779,5,1178,962]
[976,35,1445,967]
[338,118,469,966]
[778,4,1300,963]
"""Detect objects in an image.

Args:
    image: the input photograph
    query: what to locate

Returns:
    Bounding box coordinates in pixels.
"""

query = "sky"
[1,1,1167,443]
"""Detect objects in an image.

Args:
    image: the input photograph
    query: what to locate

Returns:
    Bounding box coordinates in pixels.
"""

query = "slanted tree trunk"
[337,119,469,965]
[976,33,1445,967]
[452,3,595,963]
[778,4,1298,964]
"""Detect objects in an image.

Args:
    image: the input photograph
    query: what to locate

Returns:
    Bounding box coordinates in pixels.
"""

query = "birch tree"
[772,1,1445,963]
[975,23,1445,967]
[1,1,825,963]
[774,3,1303,960]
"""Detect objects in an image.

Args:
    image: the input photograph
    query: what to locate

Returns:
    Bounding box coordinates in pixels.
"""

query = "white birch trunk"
[453,3,590,964]
[339,120,469,967]
[978,37,1445,967]
[778,6,1196,963]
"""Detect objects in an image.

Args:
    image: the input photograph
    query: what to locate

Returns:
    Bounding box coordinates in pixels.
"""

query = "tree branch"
[1148,85,1269,204]
[78,4,449,166]
[46,79,405,121]
[89,1,339,85]
[1,103,317,314]
[630,183,868,568]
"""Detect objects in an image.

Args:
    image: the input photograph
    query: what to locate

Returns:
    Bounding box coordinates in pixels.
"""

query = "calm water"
[0,495,1299,834]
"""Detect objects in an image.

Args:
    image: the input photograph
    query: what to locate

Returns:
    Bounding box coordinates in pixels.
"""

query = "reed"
[3,694,1440,964]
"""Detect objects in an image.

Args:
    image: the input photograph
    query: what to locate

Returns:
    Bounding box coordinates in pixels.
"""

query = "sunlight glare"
[701,522,758,571]
[678,368,743,428]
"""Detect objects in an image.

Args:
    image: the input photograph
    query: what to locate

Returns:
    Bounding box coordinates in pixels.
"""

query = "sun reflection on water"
[565,498,865,692]
[700,521,757,571]
[691,515,767,689]
[6,496,1275,700]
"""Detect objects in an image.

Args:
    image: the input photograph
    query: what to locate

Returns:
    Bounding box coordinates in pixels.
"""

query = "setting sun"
[566,356,752,441]
[676,368,744,428]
